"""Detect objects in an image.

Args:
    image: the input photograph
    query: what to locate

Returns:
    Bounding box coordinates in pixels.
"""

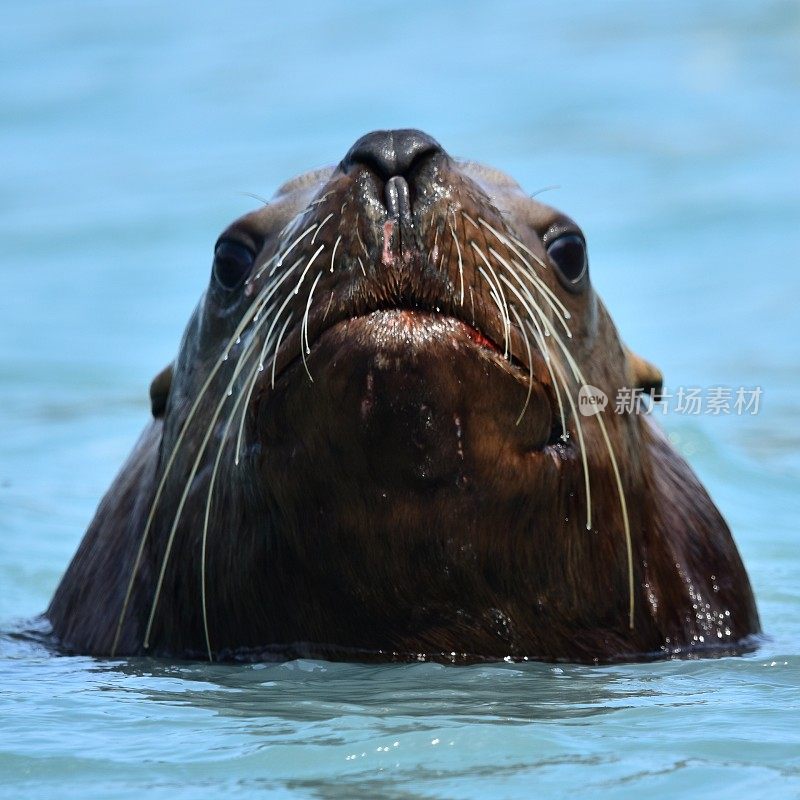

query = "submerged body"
[47,130,759,663]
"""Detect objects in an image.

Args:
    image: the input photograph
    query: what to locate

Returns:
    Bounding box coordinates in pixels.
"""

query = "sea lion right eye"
[546,233,588,290]
[213,240,255,290]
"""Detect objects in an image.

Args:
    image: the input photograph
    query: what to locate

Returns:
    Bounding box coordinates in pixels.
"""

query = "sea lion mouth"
[260,303,566,456]
[307,301,519,369]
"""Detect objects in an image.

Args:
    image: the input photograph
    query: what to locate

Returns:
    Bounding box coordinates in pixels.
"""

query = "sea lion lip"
[282,305,534,385]
[264,306,566,448]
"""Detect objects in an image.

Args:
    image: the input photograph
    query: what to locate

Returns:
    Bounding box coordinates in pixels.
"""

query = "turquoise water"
[2,1,799,797]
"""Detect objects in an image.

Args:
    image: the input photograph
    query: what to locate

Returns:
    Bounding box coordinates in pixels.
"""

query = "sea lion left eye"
[546,234,588,287]
[213,241,255,290]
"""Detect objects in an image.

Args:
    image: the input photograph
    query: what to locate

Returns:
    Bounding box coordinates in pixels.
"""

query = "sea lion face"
[51,130,756,663]
[150,129,648,656]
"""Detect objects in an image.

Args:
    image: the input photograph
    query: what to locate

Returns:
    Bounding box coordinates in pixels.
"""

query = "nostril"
[342,129,444,180]
[384,176,411,218]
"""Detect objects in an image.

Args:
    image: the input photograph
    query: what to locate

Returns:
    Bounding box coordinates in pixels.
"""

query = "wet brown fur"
[47,131,759,663]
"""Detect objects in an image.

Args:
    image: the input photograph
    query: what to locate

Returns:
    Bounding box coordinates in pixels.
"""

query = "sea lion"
[46,129,760,663]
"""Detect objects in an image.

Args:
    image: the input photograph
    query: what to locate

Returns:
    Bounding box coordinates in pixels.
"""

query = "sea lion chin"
[46,129,760,664]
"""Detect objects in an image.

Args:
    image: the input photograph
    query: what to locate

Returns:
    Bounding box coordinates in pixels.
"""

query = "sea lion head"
[52,130,758,663]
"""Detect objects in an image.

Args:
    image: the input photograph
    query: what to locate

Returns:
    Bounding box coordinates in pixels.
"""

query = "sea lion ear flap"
[626,348,663,401]
[149,363,173,419]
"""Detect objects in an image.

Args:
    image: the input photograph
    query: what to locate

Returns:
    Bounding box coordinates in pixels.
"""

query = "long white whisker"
[234,278,307,462]
[448,211,465,306]
[292,243,325,295]
[142,329,267,651]
[508,306,534,425]
[301,271,323,382]
[476,266,510,360]
[110,260,300,655]
[545,327,635,629]
[311,213,333,244]
[494,272,583,520]
[476,217,572,323]
[489,246,572,338]
[508,232,548,269]
[356,228,369,260]
[471,242,511,360]
[200,354,264,661]
[498,273,567,439]
[461,212,480,232]
[468,286,476,325]
[330,234,342,273]
[256,223,318,281]
[233,264,309,464]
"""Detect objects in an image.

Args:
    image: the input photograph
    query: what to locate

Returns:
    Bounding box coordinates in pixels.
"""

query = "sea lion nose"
[342,129,444,180]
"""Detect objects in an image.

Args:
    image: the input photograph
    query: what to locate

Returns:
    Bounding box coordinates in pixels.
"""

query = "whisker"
[477,220,572,326]
[448,211,465,306]
[475,265,510,360]
[311,212,334,245]
[256,223,318,281]
[306,189,334,211]
[530,185,561,198]
[537,318,635,629]
[498,273,567,439]
[476,218,573,317]
[471,242,511,359]
[468,286,476,326]
[301,271,324,382]
[508,306,534,425]
[507,233,548,270]
[142,328,268,651]
[292,244,325,295]
[461,211,480,232]
[488,246,572,337]
[200,355,263,661]
[234,280,307,463]
[430,220,441,268]
[356,228,369,260]
[330,234,342,273]
[238,191,270,207]
[322,291,335,322]
[110,262,300,655]
[522,318,592,531]
[478,216,549,273]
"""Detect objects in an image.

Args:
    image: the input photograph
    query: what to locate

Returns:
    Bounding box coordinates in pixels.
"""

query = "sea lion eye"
[547,233,588,289]
[213,240,255,290]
